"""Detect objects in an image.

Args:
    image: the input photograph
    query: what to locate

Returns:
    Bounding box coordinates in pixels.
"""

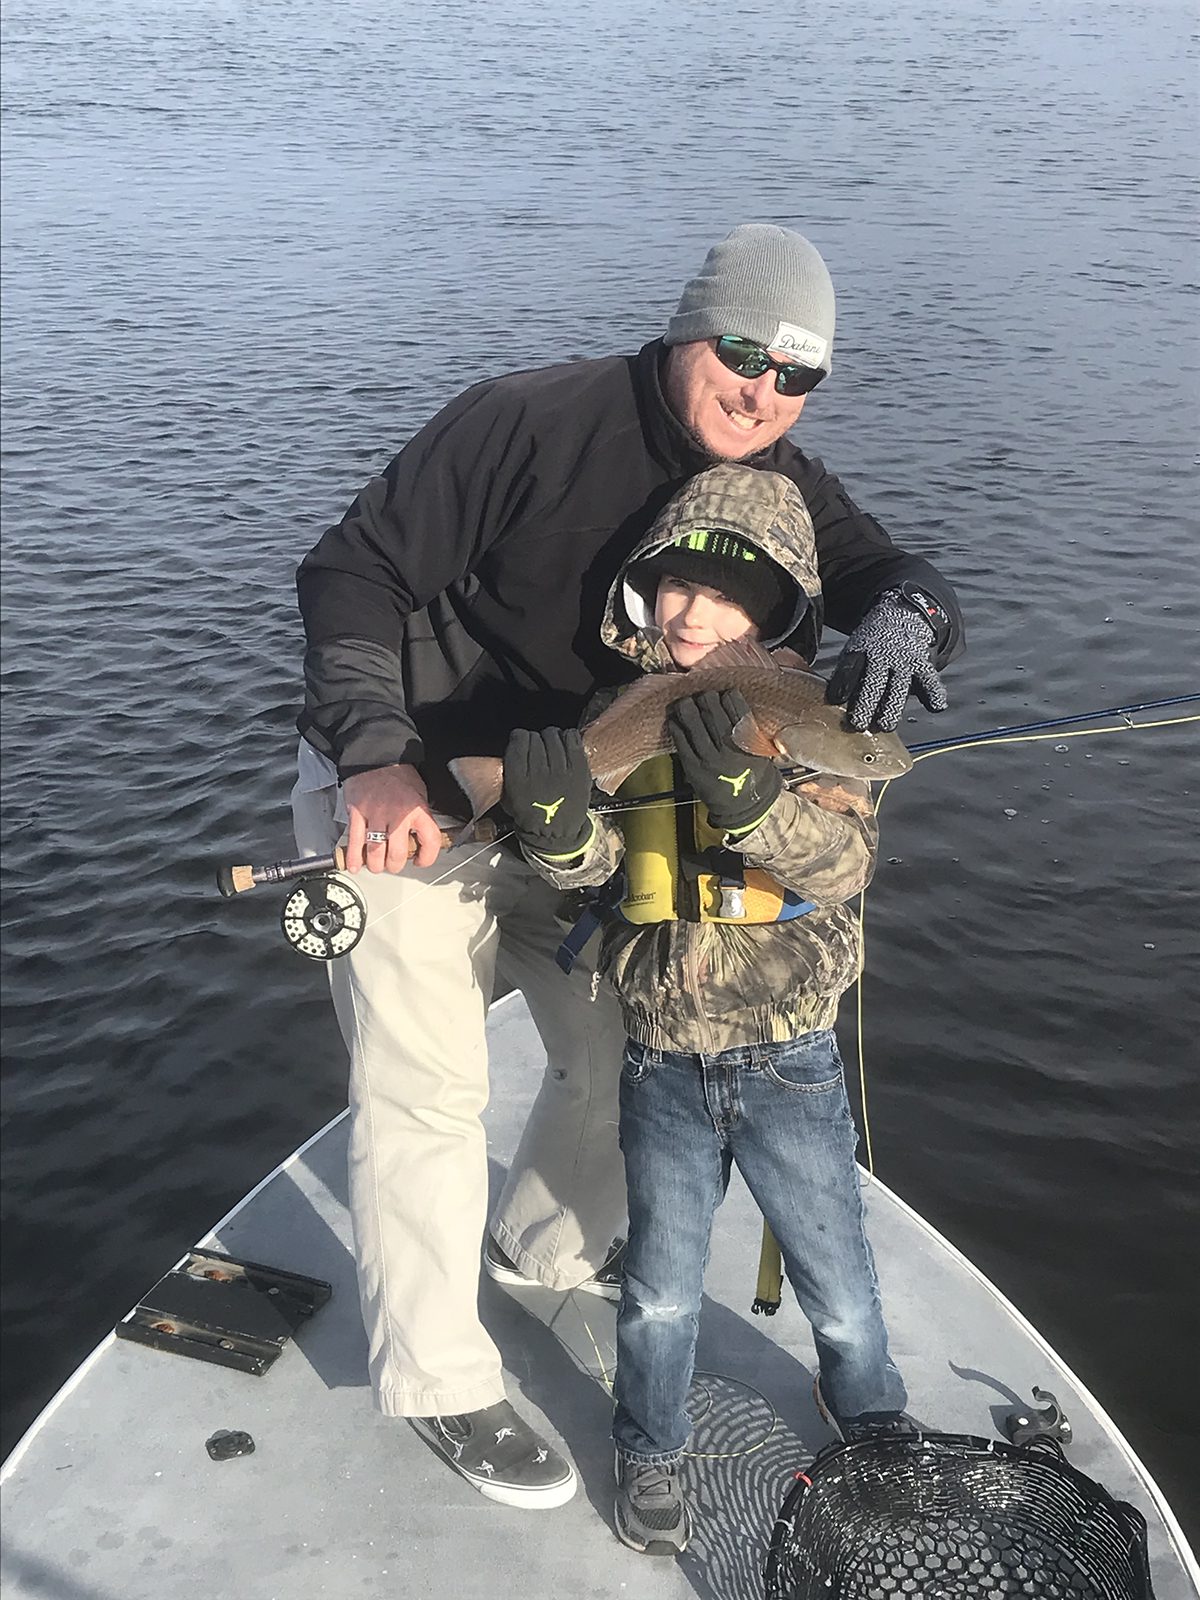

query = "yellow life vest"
[616,755,813,925]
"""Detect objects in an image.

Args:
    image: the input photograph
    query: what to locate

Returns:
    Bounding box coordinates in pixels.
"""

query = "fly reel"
[279,875,367,960]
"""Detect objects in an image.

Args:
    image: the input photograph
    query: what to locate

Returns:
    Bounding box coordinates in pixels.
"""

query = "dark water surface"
[2,0,1198,1526]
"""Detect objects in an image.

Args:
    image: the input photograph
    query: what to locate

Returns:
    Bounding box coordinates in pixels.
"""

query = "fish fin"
[582,674,675,786]
[771,646,814,670]
[592,760,642,796]
[446,755,505,824]
[701,637,777,673]
[784,666,831,693]
[732,710,780,760]
[596,674,673,714]
[795,777,874,820]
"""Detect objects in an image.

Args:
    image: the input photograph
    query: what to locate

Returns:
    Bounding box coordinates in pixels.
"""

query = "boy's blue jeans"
[612,1030,906,1465]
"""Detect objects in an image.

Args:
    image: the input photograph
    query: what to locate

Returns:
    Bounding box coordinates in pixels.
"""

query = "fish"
[448,638,912,825]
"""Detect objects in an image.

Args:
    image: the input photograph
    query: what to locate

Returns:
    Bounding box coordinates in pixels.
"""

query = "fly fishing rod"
[586,692,1200,818]
[905,691,1200,755]
[216,692,1199,958]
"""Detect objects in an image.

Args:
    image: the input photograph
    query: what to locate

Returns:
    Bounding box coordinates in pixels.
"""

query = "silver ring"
[364,830,388,844]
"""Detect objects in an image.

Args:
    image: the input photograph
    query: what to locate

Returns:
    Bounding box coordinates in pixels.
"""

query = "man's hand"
[343,764,445,873]
[825,587,950,732]
[669,690,783,835]
[502,728,594,858]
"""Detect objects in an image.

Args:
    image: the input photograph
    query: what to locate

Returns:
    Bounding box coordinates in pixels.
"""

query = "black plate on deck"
[114,1248,332,1375]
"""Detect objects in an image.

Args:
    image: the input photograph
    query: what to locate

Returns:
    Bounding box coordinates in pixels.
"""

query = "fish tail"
[447,755,505,823]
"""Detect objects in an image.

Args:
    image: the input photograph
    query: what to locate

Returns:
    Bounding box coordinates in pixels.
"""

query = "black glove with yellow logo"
[668,690,782,835]
[502,727,595,859]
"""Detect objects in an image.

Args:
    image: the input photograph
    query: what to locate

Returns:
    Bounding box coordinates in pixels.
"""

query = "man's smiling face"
[662,338,808,460]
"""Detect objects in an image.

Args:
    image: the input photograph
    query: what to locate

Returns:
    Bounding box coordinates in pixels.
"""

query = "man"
[291,223,963,1510]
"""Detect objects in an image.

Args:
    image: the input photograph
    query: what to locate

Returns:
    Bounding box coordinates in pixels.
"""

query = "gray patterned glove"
[826,586,950,732]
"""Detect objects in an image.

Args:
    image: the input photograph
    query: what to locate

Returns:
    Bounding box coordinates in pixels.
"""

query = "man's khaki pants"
[293,783,627,1417]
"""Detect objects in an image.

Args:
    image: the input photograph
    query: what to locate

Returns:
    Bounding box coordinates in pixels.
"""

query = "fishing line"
[576,694,1200,816]
[853,704,1200,1181]
[358,835,517,933]
[344,698,1200,919]
[350,698,1198,1458]
[359,796,702,934]
[563,1290,782,1459]
[906,693,1200,755]
[354,698,1199,1165]
[364,700,1198,1050]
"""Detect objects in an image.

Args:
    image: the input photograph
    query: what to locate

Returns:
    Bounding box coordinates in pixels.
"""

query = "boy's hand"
[502,728,594,858]
[669,690,782,835]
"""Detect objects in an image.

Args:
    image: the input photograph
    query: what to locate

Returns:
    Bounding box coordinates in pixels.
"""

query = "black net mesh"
[764,1434,1154,1600]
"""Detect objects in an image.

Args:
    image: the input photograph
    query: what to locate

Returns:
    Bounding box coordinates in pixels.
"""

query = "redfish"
[448,638,912,823]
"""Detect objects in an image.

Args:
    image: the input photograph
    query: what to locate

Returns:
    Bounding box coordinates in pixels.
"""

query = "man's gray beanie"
[663,223,836,375]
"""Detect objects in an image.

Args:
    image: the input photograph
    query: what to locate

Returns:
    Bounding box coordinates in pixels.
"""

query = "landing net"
[763,1434,1154,1599]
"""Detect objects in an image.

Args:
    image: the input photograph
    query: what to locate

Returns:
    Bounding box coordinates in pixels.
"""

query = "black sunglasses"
[713,335,826,397]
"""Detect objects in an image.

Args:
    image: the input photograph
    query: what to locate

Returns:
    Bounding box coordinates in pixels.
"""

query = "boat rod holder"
[1003,1386,1073,1447]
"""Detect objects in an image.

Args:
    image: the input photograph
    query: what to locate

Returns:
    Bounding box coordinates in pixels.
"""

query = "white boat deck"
[2,995,1196,1600]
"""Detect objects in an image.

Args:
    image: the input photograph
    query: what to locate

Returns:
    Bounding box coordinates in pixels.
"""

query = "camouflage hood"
[600,464,824,671]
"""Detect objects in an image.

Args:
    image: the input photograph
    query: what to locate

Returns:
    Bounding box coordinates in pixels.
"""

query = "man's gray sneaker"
[484,1234,626,1301]
[409,1400,576,1508]
[614,1453,690,1555]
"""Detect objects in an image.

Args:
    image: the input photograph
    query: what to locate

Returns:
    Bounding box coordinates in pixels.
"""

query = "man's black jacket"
[297,340,964,812]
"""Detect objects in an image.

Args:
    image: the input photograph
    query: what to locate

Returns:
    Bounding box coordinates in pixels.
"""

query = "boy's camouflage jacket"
[525,464,879,1055]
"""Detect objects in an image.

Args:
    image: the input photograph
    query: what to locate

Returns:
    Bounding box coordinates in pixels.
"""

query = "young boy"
[501,462,909,1556]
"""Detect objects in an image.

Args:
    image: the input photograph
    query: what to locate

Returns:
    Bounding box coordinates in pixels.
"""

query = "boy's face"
[655,576,760,669]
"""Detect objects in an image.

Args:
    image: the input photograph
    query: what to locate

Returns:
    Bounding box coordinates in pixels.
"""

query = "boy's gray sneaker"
[409,1400,576,1508]
[484,1234,626,1301]
[614,1453,690,1555]
[813,1376,919,1445]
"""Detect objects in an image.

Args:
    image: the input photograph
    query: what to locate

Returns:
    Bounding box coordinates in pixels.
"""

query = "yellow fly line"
[759,707,1200,1312]
[852,709,1200,1179]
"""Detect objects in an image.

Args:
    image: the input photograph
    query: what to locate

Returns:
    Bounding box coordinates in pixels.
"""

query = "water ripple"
[2,0,1198,1516]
